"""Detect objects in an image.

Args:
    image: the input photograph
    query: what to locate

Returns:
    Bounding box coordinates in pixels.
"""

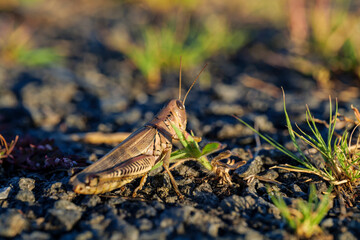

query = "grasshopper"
[69,62,207,199]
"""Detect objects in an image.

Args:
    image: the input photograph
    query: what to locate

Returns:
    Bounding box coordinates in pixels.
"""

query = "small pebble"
[18,178,35,191]
[15,190,35,203]
[0,209,28,237]
[22,231,51,240]
[0,186,11,200]
[47,209,82,231]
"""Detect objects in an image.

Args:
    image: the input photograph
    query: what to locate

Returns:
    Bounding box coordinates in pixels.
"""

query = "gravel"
[1,5,359,240]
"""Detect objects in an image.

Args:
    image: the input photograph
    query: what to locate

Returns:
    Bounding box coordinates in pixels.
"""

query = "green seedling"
[17,47,62,67]
[151,124,223,171]
[0,135,18,163]
[0,24,62,67]
[269,184,332,238]
[151,125,245,186]
[237,90,360,203]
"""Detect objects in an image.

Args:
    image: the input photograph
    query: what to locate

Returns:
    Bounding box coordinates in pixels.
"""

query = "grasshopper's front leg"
[163,148,184,200]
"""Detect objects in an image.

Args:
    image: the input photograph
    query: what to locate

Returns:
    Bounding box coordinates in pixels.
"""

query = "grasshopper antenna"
[179,56,182,100]
[182,63,207,105]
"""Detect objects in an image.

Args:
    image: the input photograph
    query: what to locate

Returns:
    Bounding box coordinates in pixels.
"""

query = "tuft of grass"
[106,17,248,89]
[0,24,62,67]
[287,0,360,82]
[269,184,332,238]
[0,135,18,163]
[16,47,62,67]
[236,90,360,203]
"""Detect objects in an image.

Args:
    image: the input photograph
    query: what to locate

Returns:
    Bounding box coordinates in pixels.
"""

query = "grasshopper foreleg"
[163,149,184,200]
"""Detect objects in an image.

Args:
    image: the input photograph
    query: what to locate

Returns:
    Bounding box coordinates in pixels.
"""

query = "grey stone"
[220,195,256,213]
[15,190,36,203]
[107,197,126,207]
[245,229,264,240]
[193,191,219,207]
[108,218,139,240]
[208,101,244,115]
[81,195,101,207]
[136,218,153,231]
[207,222,221,237]
[321,218,335,228]
[46,182,63,195]
[236,156,263,177]
[231,220,249,234]
[214,83,241,103]
[0,209,28,237]
[54,199,82,211]
[87,213,110,232]
[159,206,194,228]
[139,229,167,240]
[260,169,279,180]
[75,231,93,240]
[152,201,165,211]
[22,231,51,240]
[48,209,82,231]
[135,205,157,218]
[185,209,223,237]
[19,178,35,191]
[22,81,77,127]
[338,231,357,240]
[194,182,212,193]
[0,186,11,200]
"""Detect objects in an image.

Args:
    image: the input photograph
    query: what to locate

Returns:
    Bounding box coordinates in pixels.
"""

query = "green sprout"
[0,135,18,163]
[237,90,360,203]
[151,125,223,171]
[17,47,62,67]
[269,184,332,238]
[151,125,245,186]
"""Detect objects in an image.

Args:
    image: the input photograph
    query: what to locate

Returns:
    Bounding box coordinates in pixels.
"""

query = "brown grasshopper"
[69,62,207,199]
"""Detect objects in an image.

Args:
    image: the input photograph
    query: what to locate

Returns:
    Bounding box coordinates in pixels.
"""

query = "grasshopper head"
[168,99,187,132]
[151,99,187,139]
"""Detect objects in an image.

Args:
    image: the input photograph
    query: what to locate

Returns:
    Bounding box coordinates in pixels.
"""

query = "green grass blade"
[201,142,223,156]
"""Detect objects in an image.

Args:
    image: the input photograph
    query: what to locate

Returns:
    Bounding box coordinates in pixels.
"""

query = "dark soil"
[1,5,360,240]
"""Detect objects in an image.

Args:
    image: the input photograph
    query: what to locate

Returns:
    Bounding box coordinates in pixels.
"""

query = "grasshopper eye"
[176,100,184,110]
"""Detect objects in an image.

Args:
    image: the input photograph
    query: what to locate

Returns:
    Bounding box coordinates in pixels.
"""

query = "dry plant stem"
[253,121,261,159]
[244,175,281,185]
[168,157,198,170]
[351,104,360,123]
[270,165,331,182]
[65,132,131,145]
[240,75,281,98]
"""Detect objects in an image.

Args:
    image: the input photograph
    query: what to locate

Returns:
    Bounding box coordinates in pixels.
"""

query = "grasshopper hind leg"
[132,173,148,197]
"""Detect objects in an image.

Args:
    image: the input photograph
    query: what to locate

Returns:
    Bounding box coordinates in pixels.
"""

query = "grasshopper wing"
[69,126,158,194]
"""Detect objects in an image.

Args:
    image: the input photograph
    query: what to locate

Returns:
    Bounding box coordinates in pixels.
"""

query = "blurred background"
[0,0,360,145]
